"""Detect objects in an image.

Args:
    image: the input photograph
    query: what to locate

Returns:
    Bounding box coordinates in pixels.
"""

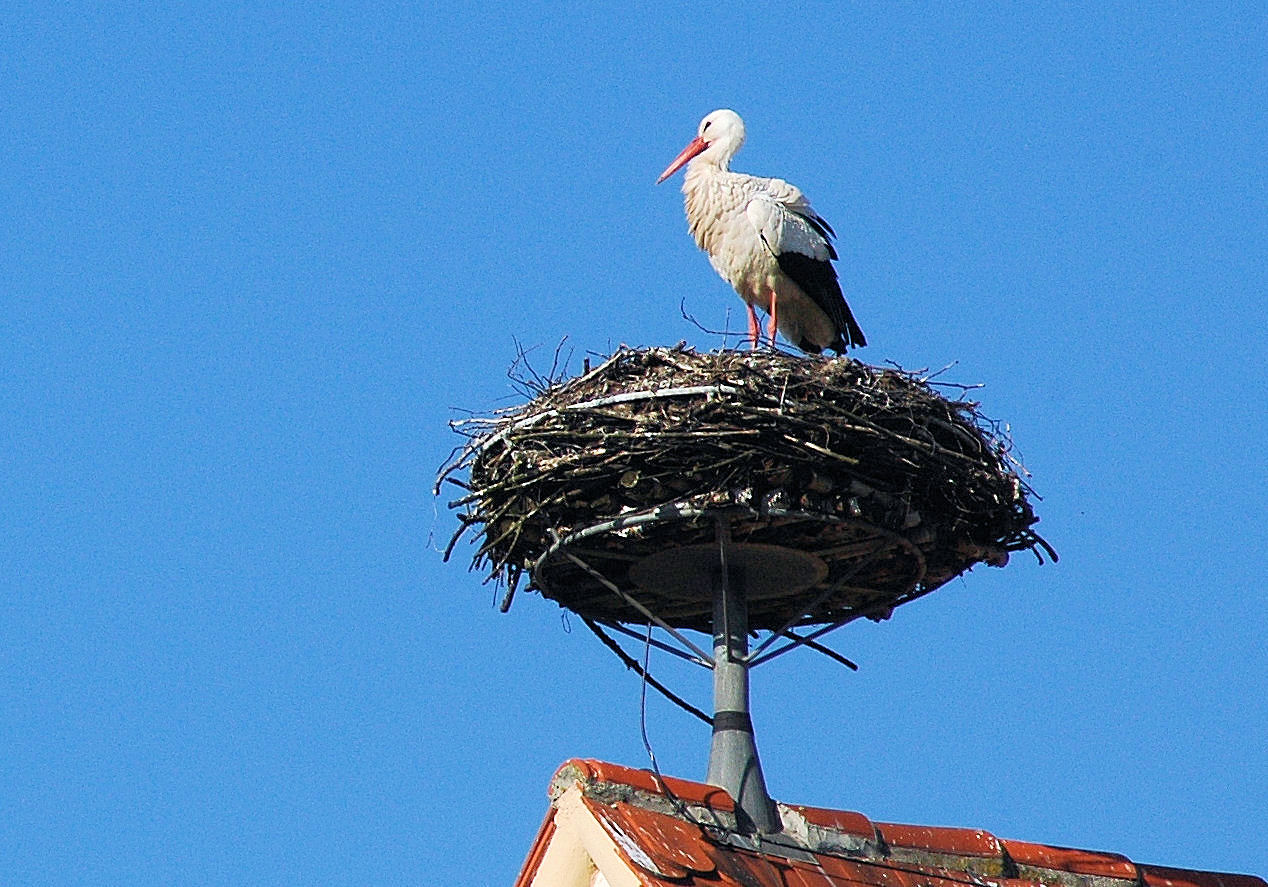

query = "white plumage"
[658,109,866,354]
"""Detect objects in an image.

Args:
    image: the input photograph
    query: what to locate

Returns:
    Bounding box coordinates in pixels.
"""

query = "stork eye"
[702,121,711,132]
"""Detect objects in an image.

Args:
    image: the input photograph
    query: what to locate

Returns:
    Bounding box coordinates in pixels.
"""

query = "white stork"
[657,109,866,354]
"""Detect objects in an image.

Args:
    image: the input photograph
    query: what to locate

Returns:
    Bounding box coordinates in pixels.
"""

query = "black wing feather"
[774,250,867,351]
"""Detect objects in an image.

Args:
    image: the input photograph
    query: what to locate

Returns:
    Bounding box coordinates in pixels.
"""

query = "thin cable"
[636,621,720,837]
[638,620,660,774]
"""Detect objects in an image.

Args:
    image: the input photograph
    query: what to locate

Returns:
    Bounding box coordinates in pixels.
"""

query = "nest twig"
[438,345,1054,629]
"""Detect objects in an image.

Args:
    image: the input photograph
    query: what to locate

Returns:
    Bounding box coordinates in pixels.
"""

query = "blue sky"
[2,3,1265,883]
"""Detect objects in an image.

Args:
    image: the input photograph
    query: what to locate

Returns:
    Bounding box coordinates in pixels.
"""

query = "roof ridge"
[542,758,1265,887]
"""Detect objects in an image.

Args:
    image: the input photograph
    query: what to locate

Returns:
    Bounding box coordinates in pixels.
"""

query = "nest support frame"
[536,503,931,834]
[533,501,934,651]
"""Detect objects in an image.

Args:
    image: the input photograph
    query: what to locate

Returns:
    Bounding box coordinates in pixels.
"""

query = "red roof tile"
[517,759,1265,887]
[1003,837,1137,878]
[1141,864,1268,887]
[877,820,1002,857]
[560,758,736,811]
[585,795,717,877]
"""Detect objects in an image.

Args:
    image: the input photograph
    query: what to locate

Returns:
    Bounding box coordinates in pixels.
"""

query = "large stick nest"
[439,346,1053,632]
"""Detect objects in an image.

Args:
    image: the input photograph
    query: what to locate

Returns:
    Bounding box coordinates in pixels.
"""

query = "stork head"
[656,109,746,183]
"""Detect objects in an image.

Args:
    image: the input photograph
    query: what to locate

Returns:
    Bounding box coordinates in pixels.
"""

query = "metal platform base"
[629,543,827,600]
[531,503,929,633]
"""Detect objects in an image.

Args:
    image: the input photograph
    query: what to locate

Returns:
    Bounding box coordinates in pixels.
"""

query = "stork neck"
[686,154,730,179]
[683,159,728,199]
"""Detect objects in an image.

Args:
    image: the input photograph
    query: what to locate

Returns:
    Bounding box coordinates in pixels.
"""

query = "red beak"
[656,136,708,184]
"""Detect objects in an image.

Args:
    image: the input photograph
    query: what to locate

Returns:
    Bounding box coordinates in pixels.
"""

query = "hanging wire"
[634,620,737,841]
[581,617,711,724]
[639,621,665,775]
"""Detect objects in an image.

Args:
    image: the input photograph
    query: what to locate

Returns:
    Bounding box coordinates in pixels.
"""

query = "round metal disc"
[628,543,829,600]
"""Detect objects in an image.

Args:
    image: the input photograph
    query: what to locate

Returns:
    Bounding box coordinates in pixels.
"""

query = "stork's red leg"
[746,304,760,350]
[767,290,778,348]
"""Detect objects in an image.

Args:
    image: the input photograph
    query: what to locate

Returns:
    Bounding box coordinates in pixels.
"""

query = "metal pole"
[705,521,780,834]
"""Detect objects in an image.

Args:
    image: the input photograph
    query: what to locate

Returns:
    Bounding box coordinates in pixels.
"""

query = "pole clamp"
[712,709,754,734]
